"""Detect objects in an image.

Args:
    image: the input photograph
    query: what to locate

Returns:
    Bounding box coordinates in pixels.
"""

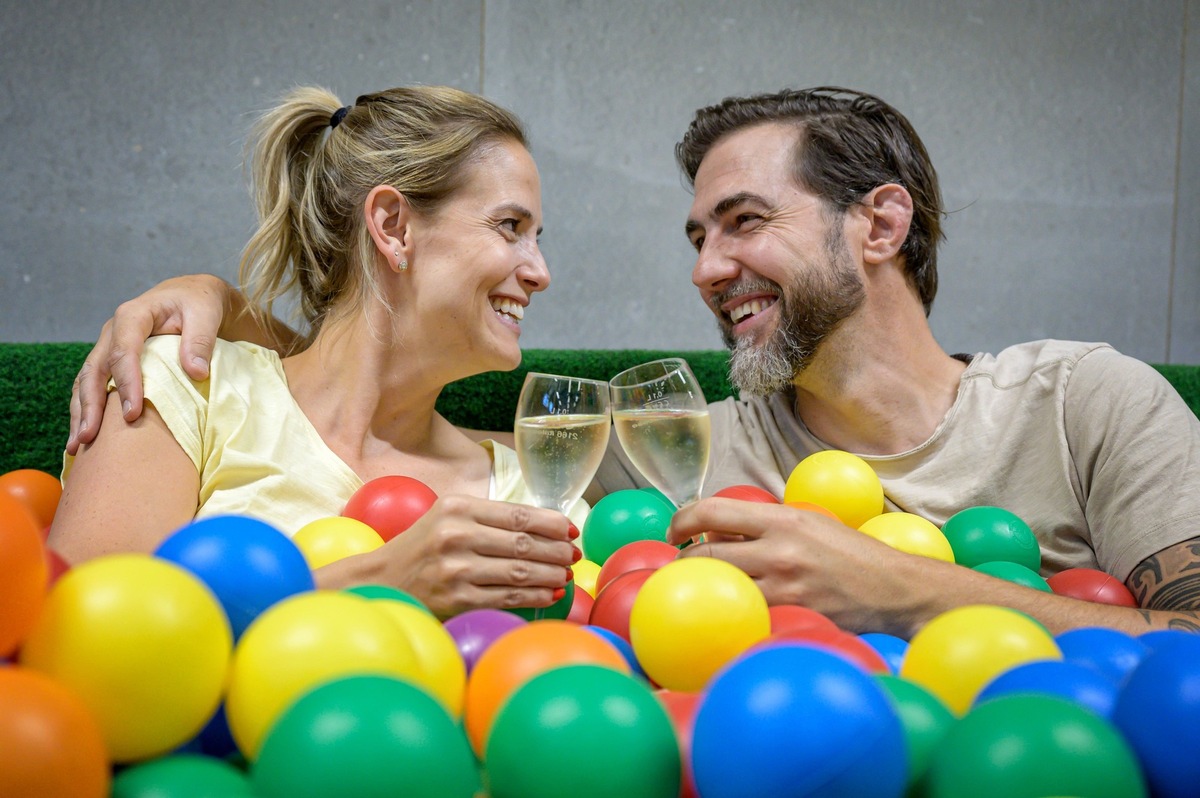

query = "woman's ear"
[859,183,913,266]
[364,185,412,273]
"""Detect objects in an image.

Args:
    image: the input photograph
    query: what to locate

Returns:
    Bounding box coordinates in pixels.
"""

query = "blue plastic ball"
[1055,626,1148,685]
[974,659,1120,718]
[1111,632,1200,798]
[859,632,908,674]
[585,624,647,679]
[692,643,906,798]
[155,514,314,639]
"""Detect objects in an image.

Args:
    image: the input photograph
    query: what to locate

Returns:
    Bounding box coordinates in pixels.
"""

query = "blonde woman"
[51,86,580,618]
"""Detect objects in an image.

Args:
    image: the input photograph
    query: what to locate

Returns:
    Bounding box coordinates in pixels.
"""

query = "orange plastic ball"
[0,469,62,531]
[462,619,629,756]
[0,667,110,798]
[0,492,48,656]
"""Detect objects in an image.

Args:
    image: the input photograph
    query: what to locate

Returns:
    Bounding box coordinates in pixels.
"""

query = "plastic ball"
[252,674,480,798]
[655,689,701,798]
[922,694,1146,798]
[585,624,647,679]
[975,658,1120,717]
[463,619,629,756]
[874,673,955,791]
[0,667,109,798]
[344,583,431,613]
[768,603,840,635]
[582,489,675,564]
[783,499,840,521]
[112,753,254,797]
[367,596,467,717]
[595,539,679,594]
[567,582,595,623]
[900,604,1061,715]
[973,560,1052,591]
[1056,626,1148,685]
[0,491,47,656]
[292,515,383,569]
[940,506,1040,571]
[19,553,232,762]
[629,558,770,692]
[342,475,438,541]
[588,567,656,642]
[44,546,70,587]
[761,627,889,674]
[860,632,909,674]
[1047,567,1138,607]
[508,578,574,621]
[154,514,315,640]
[1111,632,1200,798]
[640,485,677,511]
[858,511,955,562]
[1136,628,1197,655]
[442,608,526,673]
[692,644,907,798]
[571,557,602,597]
[713,484,779,503]
[0,468,62,530]
[486,664,680,798]
[782,450,884,528]
[225,589,421,759]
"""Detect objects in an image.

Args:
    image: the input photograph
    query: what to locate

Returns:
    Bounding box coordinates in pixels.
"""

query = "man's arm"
[68,274,300,454]
[1126,537,1200,631]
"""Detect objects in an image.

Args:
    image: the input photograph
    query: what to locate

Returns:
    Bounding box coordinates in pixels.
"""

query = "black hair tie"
[329,106,350,129]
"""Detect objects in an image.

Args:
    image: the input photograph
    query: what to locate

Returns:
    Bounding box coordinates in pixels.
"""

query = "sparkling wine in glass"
[609,358,711,508]
[514,372,612,514]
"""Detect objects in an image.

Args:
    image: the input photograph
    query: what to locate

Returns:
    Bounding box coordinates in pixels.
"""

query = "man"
[68,88,1200,637]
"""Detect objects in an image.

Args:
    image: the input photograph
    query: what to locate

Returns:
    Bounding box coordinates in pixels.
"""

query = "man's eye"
[735,213,760,228]
[500,218,520,233]
[691,236,705,252]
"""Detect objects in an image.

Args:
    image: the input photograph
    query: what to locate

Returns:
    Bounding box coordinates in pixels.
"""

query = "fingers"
[67,322,119,453]
[666,497,772,546]
[176,291,226,380]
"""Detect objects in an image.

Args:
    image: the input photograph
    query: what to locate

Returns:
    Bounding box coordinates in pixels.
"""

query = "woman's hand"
[317,495,581,618]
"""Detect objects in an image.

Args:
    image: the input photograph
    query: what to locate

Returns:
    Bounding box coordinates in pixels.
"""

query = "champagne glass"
[608,358,711,508]
[514,372,612,514]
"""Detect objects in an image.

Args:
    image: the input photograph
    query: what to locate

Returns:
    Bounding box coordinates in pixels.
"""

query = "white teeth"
[490,297,524,322]
[729,297,776,324]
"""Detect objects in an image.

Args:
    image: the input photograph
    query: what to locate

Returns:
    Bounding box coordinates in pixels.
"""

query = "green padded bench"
[2,343,1198,477]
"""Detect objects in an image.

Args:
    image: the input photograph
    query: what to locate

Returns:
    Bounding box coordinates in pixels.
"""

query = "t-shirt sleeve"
[136,336,209,473]
[1064,347,1200,581]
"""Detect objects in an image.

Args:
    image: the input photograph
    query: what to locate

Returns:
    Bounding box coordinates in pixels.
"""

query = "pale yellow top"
[64,336,588,537]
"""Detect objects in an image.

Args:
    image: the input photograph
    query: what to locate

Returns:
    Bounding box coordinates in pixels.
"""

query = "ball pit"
[582,489,675,564]
[783,449,884,528]
[874,673,955,790]
[858,511,954,562]
[341,474,438,541]
[940,506,1040,571]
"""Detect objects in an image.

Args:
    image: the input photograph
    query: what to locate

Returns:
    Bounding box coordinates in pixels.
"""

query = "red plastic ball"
[567,584,594,624]
[656,689,701,798]
[1047,568,1138,607]
[342,476,438,542]
[763,627,890,674]
[768,604,841,635]
[713,485,780,504]
[589,568,656,643]
[595,540,679,595]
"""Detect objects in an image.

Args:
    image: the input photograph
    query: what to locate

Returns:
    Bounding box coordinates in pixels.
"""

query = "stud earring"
[394,250,408,271]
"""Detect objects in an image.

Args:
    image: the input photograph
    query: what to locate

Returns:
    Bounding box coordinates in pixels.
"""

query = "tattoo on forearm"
[1127,558,1165,604]
[1167,616,1200,633]
[1127,539,1200,610]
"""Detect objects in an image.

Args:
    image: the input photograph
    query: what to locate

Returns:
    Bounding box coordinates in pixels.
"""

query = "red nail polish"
[552,587,566,602]
[565,567,575,582]
[571,546,583,563]
[568,522,580,540]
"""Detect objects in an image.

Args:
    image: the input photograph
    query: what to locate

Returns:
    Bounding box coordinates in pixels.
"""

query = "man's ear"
[364,185,413,272]
[859,183,913,265]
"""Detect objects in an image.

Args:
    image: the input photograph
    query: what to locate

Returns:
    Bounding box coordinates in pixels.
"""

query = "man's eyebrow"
[684,192,769,238]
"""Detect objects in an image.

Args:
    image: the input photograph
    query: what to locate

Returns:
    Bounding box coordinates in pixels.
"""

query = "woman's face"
[405,139,549,374]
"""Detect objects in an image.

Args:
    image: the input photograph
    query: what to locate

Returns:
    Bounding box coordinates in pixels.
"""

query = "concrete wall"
[2,0,1196,364]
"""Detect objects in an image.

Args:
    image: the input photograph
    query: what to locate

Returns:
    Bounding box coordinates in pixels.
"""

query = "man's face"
[685,123,864,394]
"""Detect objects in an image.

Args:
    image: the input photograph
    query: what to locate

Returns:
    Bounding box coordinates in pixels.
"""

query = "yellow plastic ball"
[783,450,883,529]
[226,590,421,759]
[900,604,1061,715]
[372,599,467,718]
[629,558,770,692]
[19,553,232,762]
[571,558,602,598]
[292,516,383,570]
[858,512,955,562]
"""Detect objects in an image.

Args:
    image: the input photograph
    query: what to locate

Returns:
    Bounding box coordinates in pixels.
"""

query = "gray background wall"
[2,0,1197,365]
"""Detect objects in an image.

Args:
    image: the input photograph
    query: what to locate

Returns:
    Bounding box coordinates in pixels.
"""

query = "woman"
[51,85,581,618]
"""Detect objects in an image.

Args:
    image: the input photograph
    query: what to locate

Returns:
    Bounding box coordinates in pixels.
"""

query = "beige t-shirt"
[64,336,588,537]
[596,340,1200,581]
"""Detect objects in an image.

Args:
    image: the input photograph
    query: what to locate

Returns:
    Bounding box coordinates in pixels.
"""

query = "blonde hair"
[238,85,527,345]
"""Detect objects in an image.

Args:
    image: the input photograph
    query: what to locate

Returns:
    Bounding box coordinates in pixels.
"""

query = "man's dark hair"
[676,87,945,314]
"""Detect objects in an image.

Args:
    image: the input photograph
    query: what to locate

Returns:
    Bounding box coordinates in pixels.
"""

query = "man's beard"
[717,227,865,396]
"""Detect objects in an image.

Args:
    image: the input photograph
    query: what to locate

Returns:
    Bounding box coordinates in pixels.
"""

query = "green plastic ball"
[508,579,575,621]
[252,675,480,798]
[583,490,674,565]
[112,753,255,797]
[344,583,432,614]
[485,664,680,798]
[921,694,1147,798]
[874,674,956,790]
[973,560,1052,592]
[640,486,676,512]
[941,506,1040,571]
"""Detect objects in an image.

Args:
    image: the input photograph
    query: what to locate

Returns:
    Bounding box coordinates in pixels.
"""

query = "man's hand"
[67,274,235,454]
